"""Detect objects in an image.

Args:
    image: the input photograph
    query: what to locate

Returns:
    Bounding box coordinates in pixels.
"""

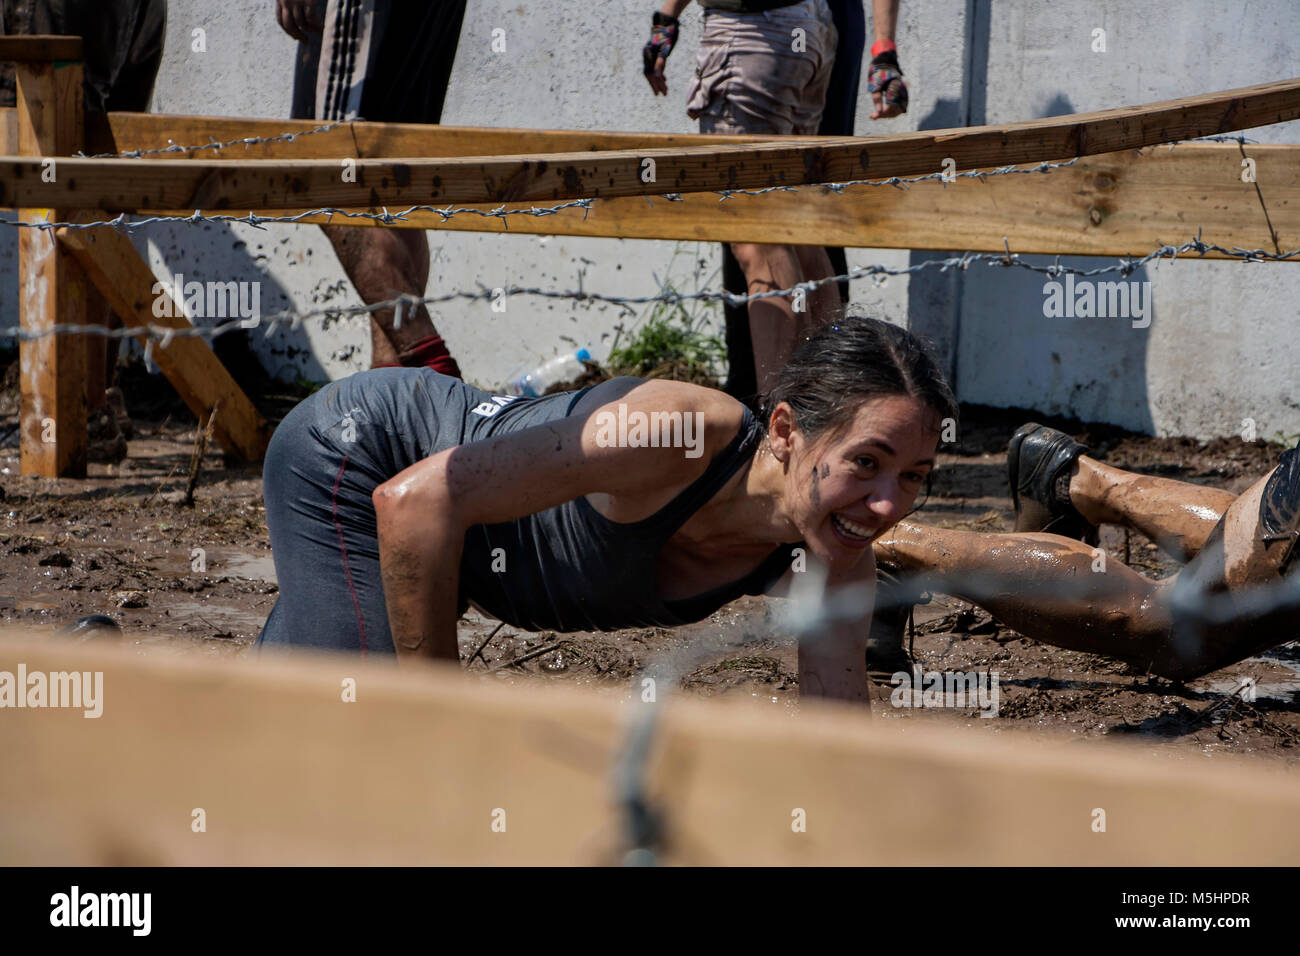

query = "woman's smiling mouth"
[830,512,877,547]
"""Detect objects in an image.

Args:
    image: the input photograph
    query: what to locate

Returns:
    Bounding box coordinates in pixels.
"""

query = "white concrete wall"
[3,0,1298,438]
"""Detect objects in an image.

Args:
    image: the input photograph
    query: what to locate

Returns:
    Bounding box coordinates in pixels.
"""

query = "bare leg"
[1067,456,1236,561]
[876,519,1174,669]
[793,244,841,332]
[321,225,440,366]
[730,242,821,393]
[877,462,1298,679]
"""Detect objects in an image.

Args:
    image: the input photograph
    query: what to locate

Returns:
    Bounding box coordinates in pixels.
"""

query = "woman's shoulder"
[572,376,750,425]
[569,377,753,457]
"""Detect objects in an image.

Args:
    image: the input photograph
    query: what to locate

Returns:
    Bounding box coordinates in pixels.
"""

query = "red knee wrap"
[399,334,462,379]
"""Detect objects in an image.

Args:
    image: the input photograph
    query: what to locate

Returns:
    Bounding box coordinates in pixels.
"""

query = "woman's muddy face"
[785,395,940,567]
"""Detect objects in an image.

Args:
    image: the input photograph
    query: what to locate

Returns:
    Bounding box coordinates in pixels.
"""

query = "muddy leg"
[1066,456,1236,561]
[875,519,1173,667]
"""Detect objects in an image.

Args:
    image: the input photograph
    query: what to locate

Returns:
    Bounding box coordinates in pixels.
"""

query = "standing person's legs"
[21,0,166,457]
[690,0,837,393]
[817,0,866,305]
[321,224,460,376]
[293,0,467,375]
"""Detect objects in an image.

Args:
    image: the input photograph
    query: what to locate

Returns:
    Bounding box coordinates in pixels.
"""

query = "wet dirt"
[0,364,1295,760]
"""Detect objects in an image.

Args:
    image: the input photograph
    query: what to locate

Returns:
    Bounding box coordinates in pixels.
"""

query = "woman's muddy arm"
[374,382,742,664]
[794,558,875,706]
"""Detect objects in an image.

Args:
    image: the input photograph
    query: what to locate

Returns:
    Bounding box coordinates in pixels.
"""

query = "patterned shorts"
[686,0,838,135]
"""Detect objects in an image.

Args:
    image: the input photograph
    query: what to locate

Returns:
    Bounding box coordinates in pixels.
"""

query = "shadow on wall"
[133,220,350,385]
[956,91,1155,434]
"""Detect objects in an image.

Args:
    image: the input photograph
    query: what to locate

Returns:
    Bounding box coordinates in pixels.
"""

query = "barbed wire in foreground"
[0,233,1293,362]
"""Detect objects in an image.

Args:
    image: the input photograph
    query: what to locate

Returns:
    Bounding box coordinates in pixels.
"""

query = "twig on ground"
[489,639,566,673]
[465,621,505,669]
[183,400,222,508]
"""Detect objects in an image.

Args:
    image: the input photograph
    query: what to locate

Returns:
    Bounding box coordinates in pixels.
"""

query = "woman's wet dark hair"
[759,314,958,442]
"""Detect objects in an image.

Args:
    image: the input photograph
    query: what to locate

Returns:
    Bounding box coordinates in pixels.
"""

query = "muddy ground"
[1,352,1296,761]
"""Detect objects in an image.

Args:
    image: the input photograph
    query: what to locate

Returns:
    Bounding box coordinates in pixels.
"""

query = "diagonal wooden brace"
[56,224,269,462]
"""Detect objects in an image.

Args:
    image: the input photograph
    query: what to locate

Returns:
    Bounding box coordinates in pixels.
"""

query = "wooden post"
[11,37,87,477]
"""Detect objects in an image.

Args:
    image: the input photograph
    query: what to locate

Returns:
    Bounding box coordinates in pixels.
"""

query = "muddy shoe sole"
[1007,422,1099,545]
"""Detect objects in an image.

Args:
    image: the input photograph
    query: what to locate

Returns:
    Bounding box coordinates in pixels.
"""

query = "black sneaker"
[865,565,928,684]
[1007,422,1098,544]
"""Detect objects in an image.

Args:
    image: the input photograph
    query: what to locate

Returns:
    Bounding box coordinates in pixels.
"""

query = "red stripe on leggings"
[331,456,368,655]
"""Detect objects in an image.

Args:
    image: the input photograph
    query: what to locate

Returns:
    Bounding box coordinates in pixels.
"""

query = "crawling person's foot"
[1007,422,1098,545]
[104,386,135,440]
[87,407,128,463]
[61,615,123,643]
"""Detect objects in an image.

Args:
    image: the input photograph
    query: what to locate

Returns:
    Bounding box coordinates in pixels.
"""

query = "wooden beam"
[75,110,813,159]
[16,58,87,478]
[55,224,268,461]
[0,35,83,63]
[167,144,1291,258]
[2,78,1299,210]
[1,632,1299,865]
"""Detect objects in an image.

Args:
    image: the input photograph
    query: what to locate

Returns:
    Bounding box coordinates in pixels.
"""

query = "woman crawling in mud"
[256,309,1300,699]
[256,315,953,703]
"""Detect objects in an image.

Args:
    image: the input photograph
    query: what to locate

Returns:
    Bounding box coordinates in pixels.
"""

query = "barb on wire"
[0,233,1294,348]
[74,121,344,160]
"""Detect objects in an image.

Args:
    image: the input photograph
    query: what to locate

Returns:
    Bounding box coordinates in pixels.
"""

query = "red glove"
[868,48,908,118]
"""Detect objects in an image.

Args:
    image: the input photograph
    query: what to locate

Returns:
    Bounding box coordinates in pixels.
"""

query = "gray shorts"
[686,0,837,135]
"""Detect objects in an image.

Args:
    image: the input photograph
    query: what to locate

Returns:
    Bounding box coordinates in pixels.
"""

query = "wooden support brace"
[14,39,87,477]
[55,225,269,462]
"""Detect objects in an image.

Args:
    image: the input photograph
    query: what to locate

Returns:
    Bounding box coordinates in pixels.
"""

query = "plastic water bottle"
[506,348,591,397]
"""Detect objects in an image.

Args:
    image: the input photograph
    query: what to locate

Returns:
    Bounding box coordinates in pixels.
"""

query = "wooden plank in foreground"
[1,78,1299,210]
[176,143,1294,259]
[56,224,268,461]
[1,632,1298,865]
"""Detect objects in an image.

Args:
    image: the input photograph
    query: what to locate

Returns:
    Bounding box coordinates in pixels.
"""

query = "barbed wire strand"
[73,121,345,160]
[1,234,1294,358]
